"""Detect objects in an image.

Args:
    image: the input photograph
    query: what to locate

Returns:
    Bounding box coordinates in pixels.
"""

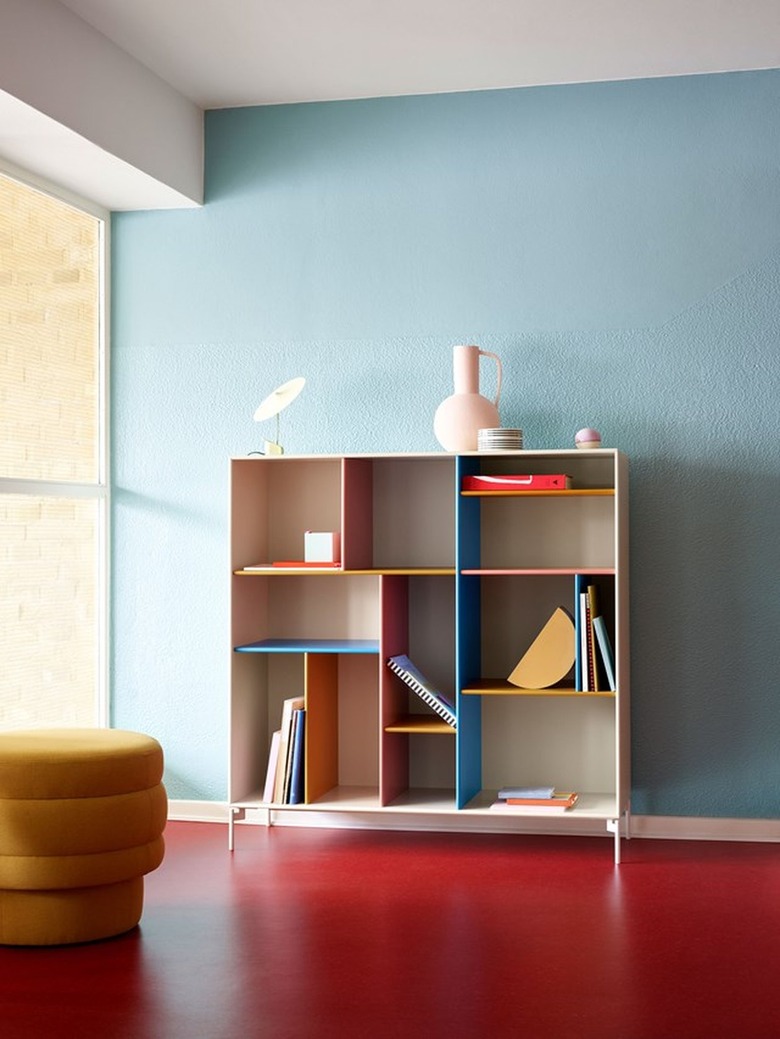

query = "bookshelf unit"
[229,449,629,861]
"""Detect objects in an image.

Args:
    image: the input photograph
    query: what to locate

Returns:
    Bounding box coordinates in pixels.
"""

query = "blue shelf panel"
[235,638,380,654]
[455,456,483,808]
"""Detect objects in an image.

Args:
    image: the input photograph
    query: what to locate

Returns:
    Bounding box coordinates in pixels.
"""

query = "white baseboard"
[168,800,780,843]
[168,799,229,824]
[629,814,780,843]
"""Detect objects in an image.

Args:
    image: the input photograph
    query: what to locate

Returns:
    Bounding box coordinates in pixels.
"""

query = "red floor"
[2,822,780,1038]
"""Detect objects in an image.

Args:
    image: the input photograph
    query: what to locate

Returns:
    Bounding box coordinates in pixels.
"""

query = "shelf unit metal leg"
[606,809,631,864]
[228,806,245,851]
[606,817,622,865]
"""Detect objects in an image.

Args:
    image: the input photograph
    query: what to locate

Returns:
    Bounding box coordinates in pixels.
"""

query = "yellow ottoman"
[0,728,167,945]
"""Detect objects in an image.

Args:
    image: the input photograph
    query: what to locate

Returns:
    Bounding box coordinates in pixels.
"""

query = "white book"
[593,615,617,691]
[579,592,590,691]
[262,730,281,803]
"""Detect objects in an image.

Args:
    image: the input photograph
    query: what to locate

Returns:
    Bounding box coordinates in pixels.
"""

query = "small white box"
[304,530,340,563]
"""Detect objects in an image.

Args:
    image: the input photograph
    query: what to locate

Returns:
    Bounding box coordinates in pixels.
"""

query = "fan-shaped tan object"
[508,607,575,689]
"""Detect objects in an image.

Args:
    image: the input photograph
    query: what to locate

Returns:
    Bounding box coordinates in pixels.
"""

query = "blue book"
[574,574,587,690]
[287,709,306,804]
[497,786,555,800]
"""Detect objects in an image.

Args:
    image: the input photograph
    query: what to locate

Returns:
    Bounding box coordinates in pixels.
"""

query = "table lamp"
[253,377,305,455]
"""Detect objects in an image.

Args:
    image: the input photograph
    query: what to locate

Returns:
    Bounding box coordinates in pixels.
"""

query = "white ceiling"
[54,0,780,107]
[2,0,780,210]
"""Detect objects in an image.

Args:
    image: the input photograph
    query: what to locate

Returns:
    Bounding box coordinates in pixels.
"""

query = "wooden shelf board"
[346,567,455,575]
[461,567,615,576]
[234,638,380,654]
[236,567,455,576]
[462,680,615,697]
[233,789,620,818]
[384,715,456,734]
[385,788,457,811]
[461,488,615,497]
[243,786,382,811]
[464,790,620,817]
[235,566,343,575]
[236,787,457,813]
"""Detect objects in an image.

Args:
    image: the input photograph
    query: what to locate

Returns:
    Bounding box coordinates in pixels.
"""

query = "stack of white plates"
[477,428,524,451]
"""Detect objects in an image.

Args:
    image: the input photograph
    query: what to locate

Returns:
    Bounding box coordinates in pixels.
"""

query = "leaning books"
[386,655,457,729]
[273,695,305,803]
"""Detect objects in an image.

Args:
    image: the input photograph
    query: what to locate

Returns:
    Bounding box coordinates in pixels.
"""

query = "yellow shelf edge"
[462,682,615,697]
[385,715,456,734]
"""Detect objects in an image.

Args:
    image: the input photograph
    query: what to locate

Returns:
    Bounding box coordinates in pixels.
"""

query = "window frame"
[0,158,110,727]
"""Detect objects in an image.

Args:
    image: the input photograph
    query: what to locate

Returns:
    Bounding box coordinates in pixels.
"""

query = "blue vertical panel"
[455,456,483,807]
[574,573,587,692]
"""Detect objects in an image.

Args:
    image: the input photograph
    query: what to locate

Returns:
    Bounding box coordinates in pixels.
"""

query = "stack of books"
[263,696,306,805]
[576,579,616,692]
[490,786,579,811]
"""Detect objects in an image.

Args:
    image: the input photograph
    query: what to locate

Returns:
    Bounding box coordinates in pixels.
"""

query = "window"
[0,169,108,728]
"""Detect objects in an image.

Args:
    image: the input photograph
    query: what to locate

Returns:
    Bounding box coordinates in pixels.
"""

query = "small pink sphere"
[575,427,602,449]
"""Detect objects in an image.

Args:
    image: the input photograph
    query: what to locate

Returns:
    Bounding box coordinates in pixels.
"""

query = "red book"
[462,474,571,492]
[271,561,341,568]
[241,561,341,570]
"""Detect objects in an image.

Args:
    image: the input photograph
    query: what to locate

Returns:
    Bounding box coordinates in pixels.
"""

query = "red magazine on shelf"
[271,561,341,568]
[462,474,571,491]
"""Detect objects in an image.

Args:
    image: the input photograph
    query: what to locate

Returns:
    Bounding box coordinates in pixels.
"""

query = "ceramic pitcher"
[433,345,503,451]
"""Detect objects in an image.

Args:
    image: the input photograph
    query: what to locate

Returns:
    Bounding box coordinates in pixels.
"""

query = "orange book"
[501,791,578,809]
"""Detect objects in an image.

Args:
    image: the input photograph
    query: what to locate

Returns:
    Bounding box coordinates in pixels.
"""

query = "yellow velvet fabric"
[0,728,166,946]
[0,877,144,946]
[0,835,165,890]
[0,728,163,798]
[0,784,168,856]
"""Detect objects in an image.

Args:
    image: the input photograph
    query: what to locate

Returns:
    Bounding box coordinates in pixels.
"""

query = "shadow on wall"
[629,454,780,816]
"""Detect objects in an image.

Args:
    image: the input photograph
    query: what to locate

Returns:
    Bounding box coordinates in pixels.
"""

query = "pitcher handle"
[479,350,502,408]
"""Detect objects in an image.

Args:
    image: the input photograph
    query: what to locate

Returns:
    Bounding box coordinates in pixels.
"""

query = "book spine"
[574,575,586,690]
[587,584,600,692]
[262,730,281,803]
[288,709,306,805]
[578,591,590,691]
[593,615,617,691]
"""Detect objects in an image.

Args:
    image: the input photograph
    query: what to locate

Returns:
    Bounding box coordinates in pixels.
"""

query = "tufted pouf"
[0,728,167,945]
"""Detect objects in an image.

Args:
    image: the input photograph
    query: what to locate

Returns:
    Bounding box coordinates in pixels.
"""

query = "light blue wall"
[112,70,780,817]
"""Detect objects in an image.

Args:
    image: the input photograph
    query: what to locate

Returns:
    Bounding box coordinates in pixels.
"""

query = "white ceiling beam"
[0,0,203,209]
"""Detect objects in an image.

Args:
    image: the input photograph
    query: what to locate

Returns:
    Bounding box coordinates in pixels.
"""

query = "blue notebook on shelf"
[387,655,457,729]
[287,708,306,805]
